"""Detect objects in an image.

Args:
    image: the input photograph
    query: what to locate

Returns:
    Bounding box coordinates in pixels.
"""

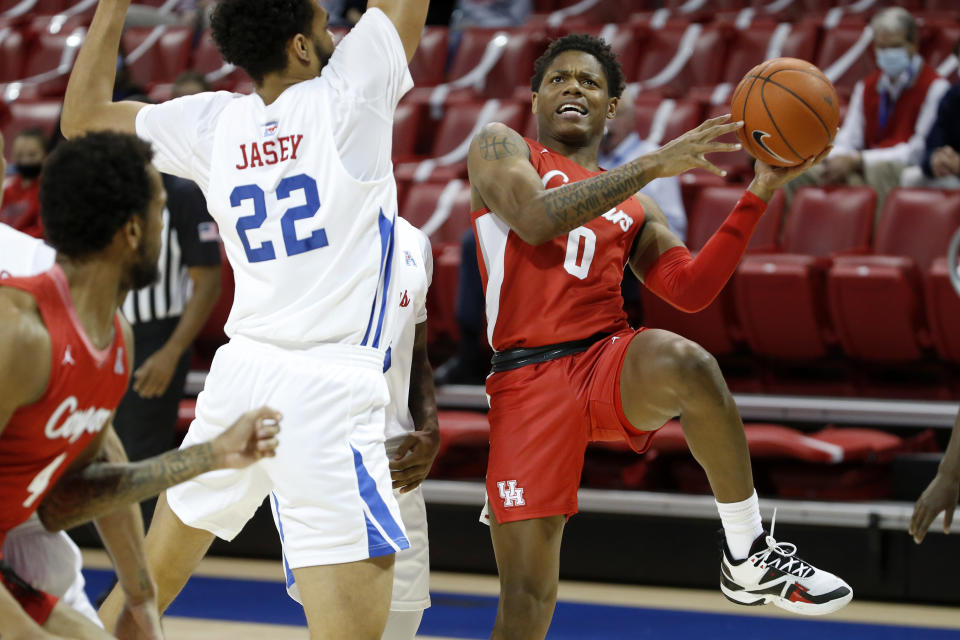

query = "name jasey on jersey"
[235,134,304,171]
[44,396,111,444]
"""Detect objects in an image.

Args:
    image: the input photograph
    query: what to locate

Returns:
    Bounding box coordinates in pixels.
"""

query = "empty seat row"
[644,187,960,365]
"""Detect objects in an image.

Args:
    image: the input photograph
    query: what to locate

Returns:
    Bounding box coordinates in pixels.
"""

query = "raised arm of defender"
[369,0,431,62]
[61,0,144,138]
[466,115,744,246]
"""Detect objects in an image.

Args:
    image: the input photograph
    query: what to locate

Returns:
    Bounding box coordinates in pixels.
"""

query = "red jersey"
[0,266,128,546]
[471,138,646,351]
[0,176,44,239]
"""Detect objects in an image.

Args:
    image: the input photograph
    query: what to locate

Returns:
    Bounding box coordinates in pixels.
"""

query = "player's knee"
[661,338,721,392]
[500,575,558,615]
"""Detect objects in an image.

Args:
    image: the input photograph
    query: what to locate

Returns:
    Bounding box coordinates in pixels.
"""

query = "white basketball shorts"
[278,434,431,611]
[167,336,409,568]
[2,514,101,626]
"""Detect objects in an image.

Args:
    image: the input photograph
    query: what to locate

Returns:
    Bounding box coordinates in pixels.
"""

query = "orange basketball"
[730,57,840,167]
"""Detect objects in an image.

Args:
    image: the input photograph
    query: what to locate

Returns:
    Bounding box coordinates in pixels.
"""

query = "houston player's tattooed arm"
[390,322,441,493]
[466,117,743,246]
[38,407,282,531]
[61,0,145,138]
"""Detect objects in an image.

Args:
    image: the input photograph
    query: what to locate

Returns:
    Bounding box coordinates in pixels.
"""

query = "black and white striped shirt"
[121,174,221,325]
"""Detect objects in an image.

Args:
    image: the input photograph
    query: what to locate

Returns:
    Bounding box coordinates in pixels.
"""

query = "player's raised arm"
[468,117,744,246]
[61,0,146,138]
[629,152,830,314]
[367,0,430,62]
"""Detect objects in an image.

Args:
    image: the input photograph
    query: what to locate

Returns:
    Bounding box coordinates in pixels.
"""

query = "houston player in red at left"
[0,131,281,640]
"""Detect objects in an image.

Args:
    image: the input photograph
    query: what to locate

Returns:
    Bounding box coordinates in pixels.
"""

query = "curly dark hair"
[211,0,317,85]
[40,132,155,259]
[530,34,625,99]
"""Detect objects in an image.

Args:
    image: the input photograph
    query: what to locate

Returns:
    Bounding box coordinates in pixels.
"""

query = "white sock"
[716,490,763,561]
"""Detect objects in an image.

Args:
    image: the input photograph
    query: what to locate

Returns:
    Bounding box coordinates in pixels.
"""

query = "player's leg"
[380,483,431,640]
[619,329,753,503]
[98,492,216,629]
[293,555,395,639]
[489,512,565,640]
[44,600,113,639]
[618,328,851,614]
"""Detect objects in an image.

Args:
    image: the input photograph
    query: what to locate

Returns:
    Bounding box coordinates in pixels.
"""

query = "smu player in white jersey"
[277,217,439,639]
[63,0,430,636]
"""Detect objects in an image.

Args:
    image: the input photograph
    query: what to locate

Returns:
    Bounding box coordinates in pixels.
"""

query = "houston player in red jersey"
[0,132,281,639]
[467,35,851,638]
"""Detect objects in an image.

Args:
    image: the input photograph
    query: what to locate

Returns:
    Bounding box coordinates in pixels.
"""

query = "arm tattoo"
[478,133,520,161]
[38,443,217,531]
[542,160,650,233]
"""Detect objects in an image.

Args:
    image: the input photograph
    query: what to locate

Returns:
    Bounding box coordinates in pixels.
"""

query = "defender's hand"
[212,407,282,469]
[389,428,441,493]
[648,115,744,179]
[909,472,959,543]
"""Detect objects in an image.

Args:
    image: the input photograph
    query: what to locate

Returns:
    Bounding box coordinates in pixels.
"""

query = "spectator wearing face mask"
[786,8,950,218]
[0,128,48,239]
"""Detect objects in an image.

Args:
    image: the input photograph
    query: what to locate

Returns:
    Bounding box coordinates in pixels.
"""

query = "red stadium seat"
[191,29,251,91]
[925,256,960,363]
[176,398,196,435]
[401,180,472,245]
[408,26,448,87]
[122,26,193,86]
[720,20,820,87]
[633,96,702,146]
[20,26,86,95]
[639,186,783,357]
[1,100,62,151]
[394,99,525,182]
[443,28,548,99]
[0,25,28,82]
[635,23,730,97]
[431,410,489,479]
[815,19,875,98]
[392,99,425,162]
[827,189,960,363]
[920,19,960,72]
[735,186,874,361]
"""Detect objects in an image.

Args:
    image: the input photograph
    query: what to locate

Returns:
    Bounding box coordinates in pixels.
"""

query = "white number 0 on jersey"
[563,227,596,280]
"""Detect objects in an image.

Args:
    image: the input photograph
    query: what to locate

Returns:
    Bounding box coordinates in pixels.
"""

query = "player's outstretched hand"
[650,114,744,179]
[212,407,282,470]
[749,145,832,202]
[909,472,959,544]
[389,428,441,493]
[114,597,163,640]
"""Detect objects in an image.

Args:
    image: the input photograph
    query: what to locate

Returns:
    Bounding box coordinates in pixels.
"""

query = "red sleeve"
[642,191,767,313]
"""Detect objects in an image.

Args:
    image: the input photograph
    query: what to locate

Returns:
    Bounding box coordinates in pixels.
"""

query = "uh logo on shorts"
[497,480,525,508]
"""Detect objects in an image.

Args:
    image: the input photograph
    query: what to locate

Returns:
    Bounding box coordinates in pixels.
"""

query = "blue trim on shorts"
[271,493,296,590]
[351,445,409,555]
[361,209,395,348]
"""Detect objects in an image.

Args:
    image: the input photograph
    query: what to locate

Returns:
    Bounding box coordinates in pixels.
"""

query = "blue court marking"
[81,569,959,639]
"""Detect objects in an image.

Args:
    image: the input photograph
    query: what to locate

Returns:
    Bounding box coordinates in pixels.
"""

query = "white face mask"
[876,46,911,79]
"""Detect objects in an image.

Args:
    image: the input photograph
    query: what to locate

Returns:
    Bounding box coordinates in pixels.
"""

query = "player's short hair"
[871,7,917,44]
[210,0,316,85]
[40,132,155,259]
[530,34,625,99]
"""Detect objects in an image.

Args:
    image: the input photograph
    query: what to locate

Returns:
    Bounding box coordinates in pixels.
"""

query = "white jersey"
[0,223,56,276]
[134,8,412,351]
[384,218,432,442]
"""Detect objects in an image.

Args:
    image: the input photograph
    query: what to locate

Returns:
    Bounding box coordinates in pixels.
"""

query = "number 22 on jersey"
[231,173,328,263]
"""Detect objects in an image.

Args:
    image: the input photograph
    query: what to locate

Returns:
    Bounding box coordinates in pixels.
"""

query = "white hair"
[871,7,917,43]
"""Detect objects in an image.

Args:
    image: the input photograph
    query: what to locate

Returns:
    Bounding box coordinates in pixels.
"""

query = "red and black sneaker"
[720,512,853,615]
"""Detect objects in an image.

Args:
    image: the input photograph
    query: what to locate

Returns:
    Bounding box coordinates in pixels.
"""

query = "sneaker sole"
[720,581,854,616]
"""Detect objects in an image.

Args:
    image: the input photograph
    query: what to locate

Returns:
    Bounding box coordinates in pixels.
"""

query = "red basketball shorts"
[0,559,58,625]
[484,328,664,524]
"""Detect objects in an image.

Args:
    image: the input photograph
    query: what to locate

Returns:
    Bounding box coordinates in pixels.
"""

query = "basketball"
[730,57,840,167]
